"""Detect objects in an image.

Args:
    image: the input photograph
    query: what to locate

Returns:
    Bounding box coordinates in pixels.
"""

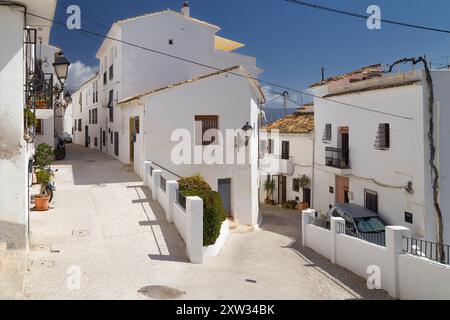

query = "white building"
[0,0,57,249]
[259,108,314,207]
[119,66,265,227]
[68,3,265,228]
[310,64,450,244]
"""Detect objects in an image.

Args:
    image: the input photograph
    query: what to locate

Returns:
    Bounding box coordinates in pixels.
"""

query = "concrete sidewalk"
[21,144,390,300]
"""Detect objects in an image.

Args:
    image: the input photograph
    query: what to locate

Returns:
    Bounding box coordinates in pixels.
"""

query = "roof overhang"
[214,35,244,52]
[20,0,57,45]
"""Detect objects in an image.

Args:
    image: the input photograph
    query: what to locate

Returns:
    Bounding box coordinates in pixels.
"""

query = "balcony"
[325,147,350,170]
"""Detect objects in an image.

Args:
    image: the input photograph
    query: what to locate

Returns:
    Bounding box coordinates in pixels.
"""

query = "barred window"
[322,124,332,143]
[375,123,390,150]
[195,115,219,146]
[135,116,140,134]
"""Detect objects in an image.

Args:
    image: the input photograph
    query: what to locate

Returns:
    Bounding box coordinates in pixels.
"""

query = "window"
[109,64,114,81]
[108,90,114,122]
[94,137,98,147]
[169,39,174,45]
[89,110,92,124]
[375,123,390,150]
[35,119,43,135]
[103,72,107,85]
[135,116,140,134]
[281,141,290,160]
[110,132,113,144]
[195,115,219,146]
[103,131,106,146]
[268,139,274,154]
[114,132,119,156]
[365,189,378,214]
[322,124,332,143]
[405,212,413,224]
[293,178,300,192]
[78,119,82,131]
[93,80,98,104]
[79,92,83,112]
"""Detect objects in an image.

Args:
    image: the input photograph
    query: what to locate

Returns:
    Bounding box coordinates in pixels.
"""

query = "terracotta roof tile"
[263,112,314,134]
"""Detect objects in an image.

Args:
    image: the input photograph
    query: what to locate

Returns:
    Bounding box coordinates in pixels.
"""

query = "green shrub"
[182,189,227,246]
[178,174,211,192]
[24,107,37,128]
[34,143,54,170]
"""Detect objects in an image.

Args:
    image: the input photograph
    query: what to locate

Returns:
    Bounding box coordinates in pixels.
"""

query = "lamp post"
[242,122,253,147]
[52,51,70,85]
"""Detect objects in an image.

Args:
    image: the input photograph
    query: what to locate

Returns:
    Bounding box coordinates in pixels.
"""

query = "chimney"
[181,1,190,17]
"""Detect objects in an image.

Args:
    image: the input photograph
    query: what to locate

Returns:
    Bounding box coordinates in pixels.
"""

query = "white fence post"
[385,226,411,299]
[186,196,203,264]
[166,181,178,224]
[302,209,315,247]
[330,217,345,264]
[152,170,162,201]
[143,161,152,187]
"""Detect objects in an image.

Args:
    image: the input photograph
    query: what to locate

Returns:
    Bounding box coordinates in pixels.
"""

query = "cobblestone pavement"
[20,144,391,300]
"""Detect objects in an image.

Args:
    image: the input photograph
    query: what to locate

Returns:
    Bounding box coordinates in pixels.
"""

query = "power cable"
[25,9,413,120]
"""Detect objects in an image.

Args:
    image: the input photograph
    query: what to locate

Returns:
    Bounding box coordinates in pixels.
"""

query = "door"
[114,132,119,157]
[336,176,350,204]
[129,117,135,163]
[278,175,287,204]
[100,128,103,151]
[303,188,311,207]
[340,127,349,167]
[85,126,89,148]
[218,179,232,217]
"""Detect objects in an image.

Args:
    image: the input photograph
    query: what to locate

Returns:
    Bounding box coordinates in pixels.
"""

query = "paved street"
[20,144,390,300]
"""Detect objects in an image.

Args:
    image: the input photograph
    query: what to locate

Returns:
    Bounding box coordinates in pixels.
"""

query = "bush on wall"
[178,175,227,246]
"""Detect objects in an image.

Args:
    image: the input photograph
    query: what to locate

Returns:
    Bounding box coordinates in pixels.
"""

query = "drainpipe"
[311,132,316,209]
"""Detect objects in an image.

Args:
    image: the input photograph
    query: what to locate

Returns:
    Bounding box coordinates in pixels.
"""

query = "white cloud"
[65,61,98,93]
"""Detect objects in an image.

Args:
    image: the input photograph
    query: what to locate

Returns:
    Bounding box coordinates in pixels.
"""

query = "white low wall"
[398,254,450,300]
[143,162,229,264]
[302,209,450,300]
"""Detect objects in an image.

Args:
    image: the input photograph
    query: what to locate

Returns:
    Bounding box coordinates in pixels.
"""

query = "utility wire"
[24,10,413,121]
[56,1,110,30]
[284,0,450,35]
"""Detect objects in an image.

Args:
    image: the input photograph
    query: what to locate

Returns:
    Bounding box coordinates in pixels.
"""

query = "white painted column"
[166,181,178,224]
[143,161,152,187]
[302,209,315,247]
[385,226,411,299]
[152,170,162,201]
[330,217,345,264]
[186,196,204,264]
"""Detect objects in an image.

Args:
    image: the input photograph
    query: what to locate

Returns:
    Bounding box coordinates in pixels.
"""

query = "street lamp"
[64,92,72,104]
[242,122,253,147]
[53,51,70,85]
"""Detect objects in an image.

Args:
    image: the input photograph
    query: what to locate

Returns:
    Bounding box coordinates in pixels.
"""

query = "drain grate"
[72,230,89,237]
[138,285,185,300]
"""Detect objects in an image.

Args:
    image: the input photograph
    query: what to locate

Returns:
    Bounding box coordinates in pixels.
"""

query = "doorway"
[340,127,350,167]
[100,128,103,151]
[336,176,350,204]
[278,175,287,204]
[129,117,136,163]
[218,179,232,217]
[85,125,89,148]
[114,132,119,157]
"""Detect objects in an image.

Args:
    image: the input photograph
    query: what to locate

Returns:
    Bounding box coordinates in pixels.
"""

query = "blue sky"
[51,0,450,106]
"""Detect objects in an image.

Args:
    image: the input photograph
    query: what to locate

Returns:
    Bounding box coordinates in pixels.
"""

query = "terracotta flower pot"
[34,195,50,211]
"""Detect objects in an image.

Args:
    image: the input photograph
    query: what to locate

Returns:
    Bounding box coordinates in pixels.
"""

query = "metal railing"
[337,223,386,247]
[308,216,330,230]
[160,176,167,193]
[176,190,187,211]
[403,237,450,265]
[325,147,350,169]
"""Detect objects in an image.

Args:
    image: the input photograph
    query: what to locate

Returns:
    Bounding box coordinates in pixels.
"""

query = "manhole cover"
[138,285,185,300]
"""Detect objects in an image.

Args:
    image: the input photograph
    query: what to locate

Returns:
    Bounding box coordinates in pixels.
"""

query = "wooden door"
[336,176,350,204]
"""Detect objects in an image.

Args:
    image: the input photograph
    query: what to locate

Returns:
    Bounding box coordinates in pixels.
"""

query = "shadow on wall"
[128,185,189,263]
[259,205,392,300]
[59,144,141,185]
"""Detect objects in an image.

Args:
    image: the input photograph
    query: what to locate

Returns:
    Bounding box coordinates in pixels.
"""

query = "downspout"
[311,132,316,209]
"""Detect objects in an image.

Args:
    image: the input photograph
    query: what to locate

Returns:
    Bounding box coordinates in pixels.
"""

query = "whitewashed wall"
[302,210,450,299]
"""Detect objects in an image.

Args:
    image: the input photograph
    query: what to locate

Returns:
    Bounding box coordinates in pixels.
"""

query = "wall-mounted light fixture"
[241,122,253,147]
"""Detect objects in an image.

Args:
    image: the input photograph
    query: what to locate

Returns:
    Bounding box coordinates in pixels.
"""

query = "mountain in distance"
[263,107,298,125]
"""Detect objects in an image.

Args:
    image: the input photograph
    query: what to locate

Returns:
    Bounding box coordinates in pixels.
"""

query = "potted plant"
[24,107,37,142]
[33,143,55,211]
[263,177,275,205]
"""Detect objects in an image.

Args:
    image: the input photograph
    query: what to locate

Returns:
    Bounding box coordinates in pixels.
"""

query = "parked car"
[327,203,387,246]
[61,132,73,144]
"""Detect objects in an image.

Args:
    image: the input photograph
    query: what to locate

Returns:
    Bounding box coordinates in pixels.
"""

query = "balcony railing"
[325,147,350,169]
